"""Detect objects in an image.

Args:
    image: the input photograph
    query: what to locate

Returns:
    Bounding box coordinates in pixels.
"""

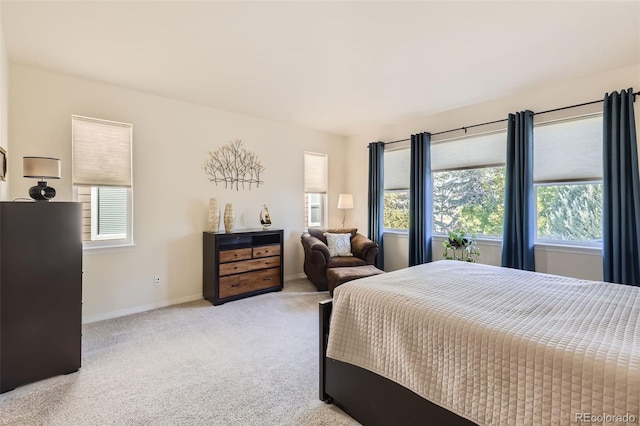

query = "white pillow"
[324,232,353,257]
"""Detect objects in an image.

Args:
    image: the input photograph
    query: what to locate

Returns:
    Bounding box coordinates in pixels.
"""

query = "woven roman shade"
[304,152,327,193]
[72,115,132,187]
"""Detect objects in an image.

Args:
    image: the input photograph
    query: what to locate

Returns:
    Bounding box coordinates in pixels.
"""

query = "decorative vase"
[208,198,220,232]
[223,203,235,233]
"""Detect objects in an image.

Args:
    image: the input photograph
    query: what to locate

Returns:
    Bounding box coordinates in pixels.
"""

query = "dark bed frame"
[319,299,478,426]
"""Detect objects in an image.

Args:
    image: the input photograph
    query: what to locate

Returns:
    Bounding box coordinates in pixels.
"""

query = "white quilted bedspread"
[326,261,639,426]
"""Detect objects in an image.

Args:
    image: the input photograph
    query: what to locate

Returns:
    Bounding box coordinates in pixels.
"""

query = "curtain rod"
[377,90,639,146]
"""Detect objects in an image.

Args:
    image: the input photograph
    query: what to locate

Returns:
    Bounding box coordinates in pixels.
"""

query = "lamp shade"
[23,157,61,180]
[337,194,354,209]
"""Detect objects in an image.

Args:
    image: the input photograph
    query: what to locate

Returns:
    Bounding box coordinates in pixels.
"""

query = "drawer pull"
[263,277,272,281]
[231,283,240,287]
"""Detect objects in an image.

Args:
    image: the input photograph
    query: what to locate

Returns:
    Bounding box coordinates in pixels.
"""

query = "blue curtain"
[409,132,432,266]
[501,110,535,271]
[368,142,385,270]
[603,88,640,286]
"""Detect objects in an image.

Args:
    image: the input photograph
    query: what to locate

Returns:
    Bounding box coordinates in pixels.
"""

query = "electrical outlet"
[153,276,160,286]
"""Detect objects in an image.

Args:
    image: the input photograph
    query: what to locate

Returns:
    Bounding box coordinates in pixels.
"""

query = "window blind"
[72,115,132,187]
[384,147,410,191]
[384,131,506,191]
[533,114,603,183]
[432,131,506,172]
[304,152,328,193]
[97,187,127,236]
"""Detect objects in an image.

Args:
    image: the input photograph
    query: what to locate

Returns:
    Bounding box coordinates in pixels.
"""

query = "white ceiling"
[2,1,639,136]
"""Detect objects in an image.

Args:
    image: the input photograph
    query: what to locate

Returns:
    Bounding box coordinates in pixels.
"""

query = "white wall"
[0,11,8,201]
[348,64,640,281]
[9,64,347,322]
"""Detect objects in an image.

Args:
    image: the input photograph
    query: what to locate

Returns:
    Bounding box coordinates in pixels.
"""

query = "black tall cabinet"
[0,202,82,393]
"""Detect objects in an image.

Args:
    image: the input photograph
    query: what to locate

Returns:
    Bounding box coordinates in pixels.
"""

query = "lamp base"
[29,181,56,201]
[341,209,349,228]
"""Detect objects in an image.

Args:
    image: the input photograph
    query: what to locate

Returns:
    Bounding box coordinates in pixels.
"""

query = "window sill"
[383,229,408,236]
[534,242,601,256]
[83,243,135,255]
[433,235,503,247]
[384,231,503,245]
[383,233,601,256]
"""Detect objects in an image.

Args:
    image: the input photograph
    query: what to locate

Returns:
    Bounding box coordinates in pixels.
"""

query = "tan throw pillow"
[324,232,353,257]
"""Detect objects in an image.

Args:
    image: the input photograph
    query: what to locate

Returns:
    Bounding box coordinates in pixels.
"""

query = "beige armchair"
[301,228,378,291]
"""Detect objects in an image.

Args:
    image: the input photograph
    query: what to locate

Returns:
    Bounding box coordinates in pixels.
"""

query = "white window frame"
[430,128,507,239]
[75,186,134,250]
[534,181,603,248]
[89,186,132,243]
[532,110,603,248]
[307,193,325,228]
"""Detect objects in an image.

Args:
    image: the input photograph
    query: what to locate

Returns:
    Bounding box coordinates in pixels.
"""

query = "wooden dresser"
[203,229,284,305]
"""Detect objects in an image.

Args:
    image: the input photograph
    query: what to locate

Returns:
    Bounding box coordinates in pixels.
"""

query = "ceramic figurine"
[260,205,272,229]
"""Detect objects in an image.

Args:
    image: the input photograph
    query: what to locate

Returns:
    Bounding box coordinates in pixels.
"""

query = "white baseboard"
[84,275,308,324]
[82,293,203,324]
[285,273,308,281]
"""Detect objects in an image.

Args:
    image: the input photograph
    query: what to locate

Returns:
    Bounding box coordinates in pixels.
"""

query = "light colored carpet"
[0,279,360,426]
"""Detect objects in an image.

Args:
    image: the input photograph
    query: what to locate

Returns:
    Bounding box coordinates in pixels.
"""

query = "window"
[381,112,603,245]
[383,189,410,230]
[383,131,506,236]
[304,152,327,228]
[72,115,133,248]
[432,166,504,237]
[533,114,603,245]
[432,130,507,238]
[307,193,324,227]
[536,183,602,242]
[383,148,410,230]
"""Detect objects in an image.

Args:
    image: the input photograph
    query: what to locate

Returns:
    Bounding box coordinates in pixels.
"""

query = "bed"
[319,261,639,426]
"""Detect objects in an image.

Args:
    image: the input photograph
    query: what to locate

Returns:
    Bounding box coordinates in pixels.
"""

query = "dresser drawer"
[219,268,281,299]
[219,256,281,276]
[253,244,281,258]
[219,248,252,263]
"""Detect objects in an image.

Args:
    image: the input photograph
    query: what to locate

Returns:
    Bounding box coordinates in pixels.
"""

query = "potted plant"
[442,229,479,262]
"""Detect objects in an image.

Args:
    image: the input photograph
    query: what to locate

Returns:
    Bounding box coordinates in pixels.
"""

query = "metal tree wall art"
[204,139,265,190]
